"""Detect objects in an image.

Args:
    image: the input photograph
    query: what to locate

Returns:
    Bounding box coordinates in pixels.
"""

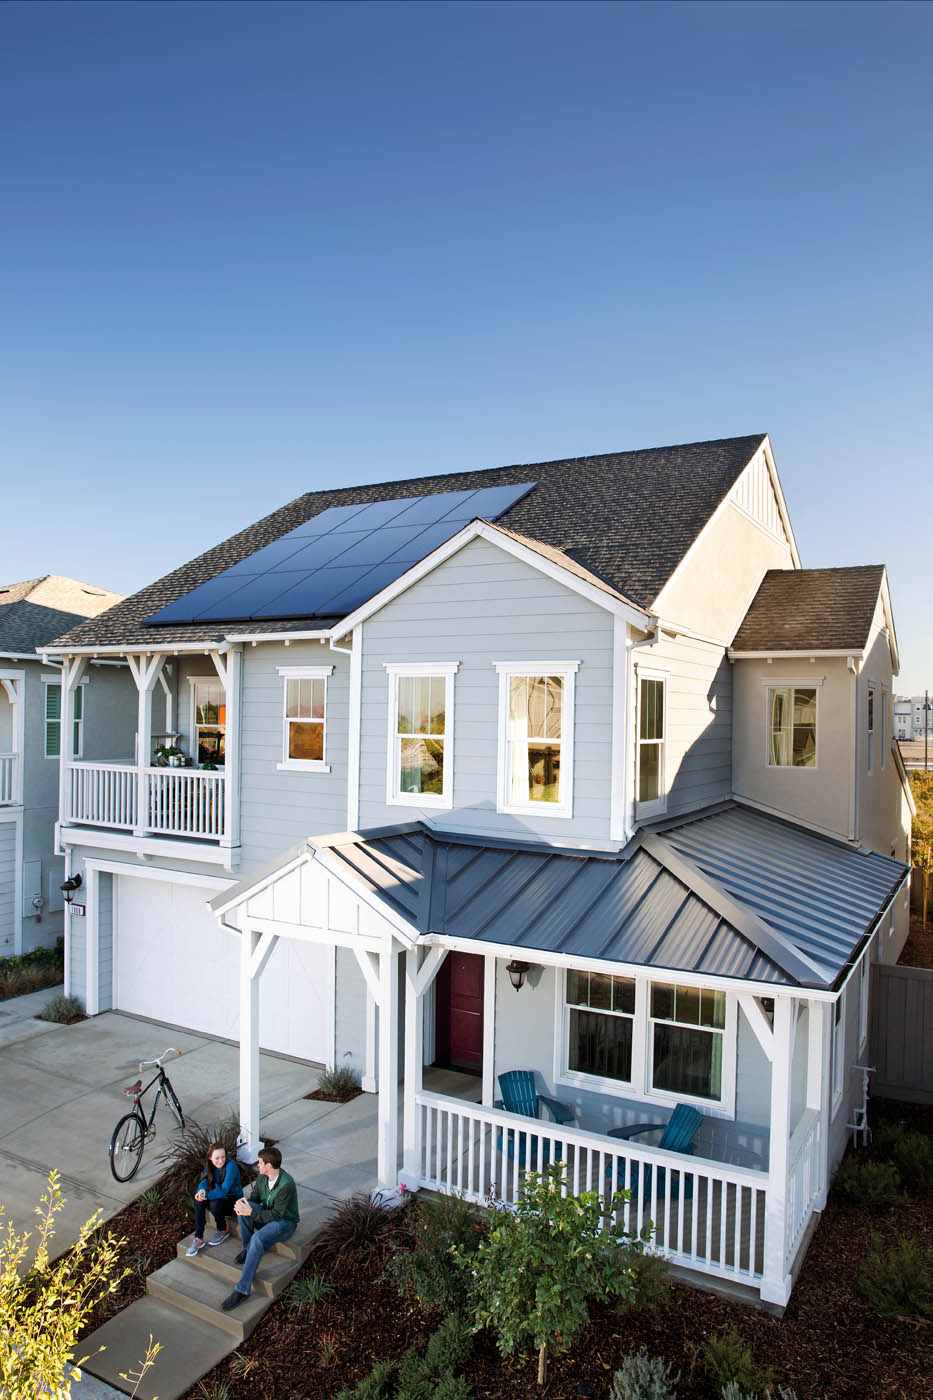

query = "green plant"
[285,1273,332,1307]
[832,1156,902,1206]
[334,1315,473,1400]
[131,1252,150,1279]
[873,1123,933,1192]
[610,1347,680,1399]
[228,1349,259,1378]
[858,1234,933,1318]
[197,1383,232,1400]
[138,1187,162,1214]
[452,1163,647,1386]
[118,1333,163,1398]
[311,1191,399,1274]
[156,1112,244,1185]
[335,1359,398,1400]
[383,1192,485,1310]
[36,992,85,1023]
[319,1330,341,1366]
[627,1249,672,1312]
[316,1064,362,1099]
[702,1328,774,1397]
[0,1171,130,1399]
[719,1385,755,1400]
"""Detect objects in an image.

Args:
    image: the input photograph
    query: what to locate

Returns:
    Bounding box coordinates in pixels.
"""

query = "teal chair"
[608,1103,702,1200]
[495,1070,575,1168]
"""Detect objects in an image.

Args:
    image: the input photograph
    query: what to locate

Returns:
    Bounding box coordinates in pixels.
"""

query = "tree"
[910,773,933,929]
[0,1171,129,1399]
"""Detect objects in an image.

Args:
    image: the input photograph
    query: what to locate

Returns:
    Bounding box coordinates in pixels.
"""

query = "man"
[220,1145,299,1310]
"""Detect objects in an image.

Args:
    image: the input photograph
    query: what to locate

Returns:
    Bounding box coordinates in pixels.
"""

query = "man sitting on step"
[221,1145,300,1311]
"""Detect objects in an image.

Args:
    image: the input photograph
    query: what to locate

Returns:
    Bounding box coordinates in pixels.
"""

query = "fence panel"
[871,963,933,1105]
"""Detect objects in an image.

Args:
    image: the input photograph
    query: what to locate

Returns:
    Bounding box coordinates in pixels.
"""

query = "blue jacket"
[196,1159,242,1201]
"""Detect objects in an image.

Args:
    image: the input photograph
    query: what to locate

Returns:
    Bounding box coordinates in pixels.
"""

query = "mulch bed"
[305,1087,364,1103]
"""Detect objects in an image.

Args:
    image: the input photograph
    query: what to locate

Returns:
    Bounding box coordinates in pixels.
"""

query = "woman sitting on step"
[186,1142,242,1254]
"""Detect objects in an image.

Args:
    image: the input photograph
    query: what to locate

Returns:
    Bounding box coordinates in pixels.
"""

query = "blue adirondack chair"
[495,1070,575,1168]
[608,1103,702,1200]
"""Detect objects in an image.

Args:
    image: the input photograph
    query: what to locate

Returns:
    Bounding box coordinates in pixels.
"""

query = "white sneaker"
[186,1237,205,1257]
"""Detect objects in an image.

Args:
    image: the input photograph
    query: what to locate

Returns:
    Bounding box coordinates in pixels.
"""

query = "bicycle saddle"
[123,1079,142,1095]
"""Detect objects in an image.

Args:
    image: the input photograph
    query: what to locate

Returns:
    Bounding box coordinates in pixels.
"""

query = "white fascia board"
[878,569,900,674]
[81,856,235,891]
[760,434,802,568]
[39,640,232,658]
[225,629,332,644]
[0,651,60,665]
[59,825,231,866]
[892,742,917,815]
[728,648,863,661]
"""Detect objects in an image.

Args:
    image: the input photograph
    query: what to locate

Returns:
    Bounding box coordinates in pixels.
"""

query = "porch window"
[566,970,635,1084]
[495,662,578,818]
[385,663,458,808]
[277,665,332,771]
[192,679,225,766]
[768,687,817,767]
[636,673,666,810]
[650,982,726,1102]
[44,683,83,759]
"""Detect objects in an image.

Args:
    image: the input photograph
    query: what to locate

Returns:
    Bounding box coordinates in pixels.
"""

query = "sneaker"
[208,1230,229,1247]
[186,1238,205,1257]
[221,1290,246,1310]
[234,1248,248,1265]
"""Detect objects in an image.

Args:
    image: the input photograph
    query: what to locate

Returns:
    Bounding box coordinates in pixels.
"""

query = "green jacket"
[247,1168,299,1226]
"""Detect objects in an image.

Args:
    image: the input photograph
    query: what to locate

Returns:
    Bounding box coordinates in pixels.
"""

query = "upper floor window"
[191,678,225,767]
[277,665,332,772]
[768,686,817,767]
[385,663,458,808]
[867,685,875,773]
[494,662,578,818]
[636,672,667,812]
[45,682,83,759]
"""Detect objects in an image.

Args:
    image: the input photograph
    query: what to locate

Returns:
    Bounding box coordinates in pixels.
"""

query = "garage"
[112,874,334,1063]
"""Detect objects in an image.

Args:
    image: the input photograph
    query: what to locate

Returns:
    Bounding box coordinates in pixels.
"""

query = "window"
[566,971,636,1084]
[650,982,726,1102]
[880,689,887,770]
[831,989,846,1113]
[637,672,666,810]
[191,679,225,766]
[495,662,578,817]
[277,665,332,771]
[44,683,83,758]
[867,686,875,773]
[385,663,457,808]
[768,686,817,767]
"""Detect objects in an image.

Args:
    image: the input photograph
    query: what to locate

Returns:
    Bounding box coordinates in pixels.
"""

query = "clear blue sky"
[1,1,930,691]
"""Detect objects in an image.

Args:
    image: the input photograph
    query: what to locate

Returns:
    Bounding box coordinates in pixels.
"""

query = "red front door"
[435,952,484,1072]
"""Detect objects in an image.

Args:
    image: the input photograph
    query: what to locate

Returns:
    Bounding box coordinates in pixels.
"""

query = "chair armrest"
[538,1094,575,1125]
[494,1099,504,1111]
[610,1121,664,1141]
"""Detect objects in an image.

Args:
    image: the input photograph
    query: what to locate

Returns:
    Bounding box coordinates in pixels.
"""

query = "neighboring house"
[0,576,123,957]
[45,434,911,1307]
[893,697,913,742]
[909,693,932,741]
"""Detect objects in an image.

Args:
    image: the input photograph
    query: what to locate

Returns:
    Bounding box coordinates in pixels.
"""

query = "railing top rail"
[144,766,224,778]
[68,760,137,770]
[415,1090,769,1185]
[788,1107,820,1168]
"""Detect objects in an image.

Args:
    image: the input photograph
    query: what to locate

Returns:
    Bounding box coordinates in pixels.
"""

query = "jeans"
[194,1195,240,1239]
[235,1214,297,1295]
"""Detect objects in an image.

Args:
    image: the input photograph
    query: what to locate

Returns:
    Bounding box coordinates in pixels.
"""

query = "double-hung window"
[867,685,875,774]
[277,665,332,771]
[385,663,457,808]
[636,671,667,811]
[650,982,727,1102]
[767,684,817,767]
[495,662,578,817]
[566,971,636,1085]
[45,682,83,758]
[190,679,225,766]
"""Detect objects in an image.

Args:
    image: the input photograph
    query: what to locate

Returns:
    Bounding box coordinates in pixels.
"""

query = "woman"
[186,1142,242,1255]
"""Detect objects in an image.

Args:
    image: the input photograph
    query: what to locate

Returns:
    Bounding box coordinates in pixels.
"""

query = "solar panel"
[143,481,536,626]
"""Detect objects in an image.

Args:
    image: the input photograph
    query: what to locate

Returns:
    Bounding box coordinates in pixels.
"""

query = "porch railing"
[784,1108,821,1273]
[66,762,225,841]
[0,752,19,805]
[413,1091,769,1287]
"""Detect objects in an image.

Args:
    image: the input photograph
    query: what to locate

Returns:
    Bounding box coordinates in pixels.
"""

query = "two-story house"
[0,575,123,958]
[45,434,911,1307]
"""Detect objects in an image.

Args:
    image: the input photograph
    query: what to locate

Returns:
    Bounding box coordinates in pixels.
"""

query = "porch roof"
[317,802,907,991]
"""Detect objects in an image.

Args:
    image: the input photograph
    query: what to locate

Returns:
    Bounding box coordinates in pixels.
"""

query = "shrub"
[311,1192,400,1274]
[832,1156,902,1206]
[719,1385,755,1400]
[610,1348,680,1399]
[452,1163,647,1386]
[627,1249,672,1312]
[36,992,85,1023]
[284,1274,332,1308]
[383,1192,485,1311]
[0,944,64,1000]
[335,1315,473,1400]
[873,1123,933,1192]
[157,1113,246,1188]
[702,1328,774,1397]
[858,1235,933,1318]
[316,1063,363,1099]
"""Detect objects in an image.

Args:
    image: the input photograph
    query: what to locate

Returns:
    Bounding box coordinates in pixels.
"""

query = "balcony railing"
[66,762,225,841]
[0,752,20,805]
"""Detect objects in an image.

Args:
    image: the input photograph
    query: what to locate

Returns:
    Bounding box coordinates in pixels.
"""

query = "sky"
[1,0,931,692]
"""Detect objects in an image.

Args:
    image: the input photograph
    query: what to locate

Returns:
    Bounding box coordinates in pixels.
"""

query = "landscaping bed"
[0,941,64,1000]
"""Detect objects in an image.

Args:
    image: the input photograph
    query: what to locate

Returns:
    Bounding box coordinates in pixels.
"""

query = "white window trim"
[831,987,846,1115]
[867,683,876,775]
[858,948,870,1052]
[42,676,87,759]
[493,661,579,819]
[276,665,333,773]
[635,666,669,818]
[188,675,226,769]
[384,662,459,810]
[554,968,737,1118]
[763,677,823,771]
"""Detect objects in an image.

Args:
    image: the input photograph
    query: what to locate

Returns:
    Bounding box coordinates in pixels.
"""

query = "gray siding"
[359,537,615,845]
[0,818,15,956]
[68,910,86,1003]
[98,872,113,1012]
[334,945,367,1074]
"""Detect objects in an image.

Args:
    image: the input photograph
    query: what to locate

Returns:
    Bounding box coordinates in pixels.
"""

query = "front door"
[435,951,484,1072]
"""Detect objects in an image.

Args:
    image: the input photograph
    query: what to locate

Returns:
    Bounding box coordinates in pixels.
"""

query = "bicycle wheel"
[109,1112,146,1182]
[162,1077,185,1129]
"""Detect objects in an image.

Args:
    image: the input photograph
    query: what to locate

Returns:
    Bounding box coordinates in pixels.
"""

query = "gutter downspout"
[847,655,859,842]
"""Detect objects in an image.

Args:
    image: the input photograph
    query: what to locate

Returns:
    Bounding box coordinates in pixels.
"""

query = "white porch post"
[238,926,278,1159]
[401,945,447,1187]
[806,1000,828,1207]
[377,945,400,1187]
[211,648,241,853]
[57,658,87,830]
[761,995,795,1306]
[128,654,165,838]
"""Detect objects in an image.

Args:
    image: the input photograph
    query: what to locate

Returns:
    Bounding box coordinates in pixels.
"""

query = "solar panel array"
[143,481,536,626]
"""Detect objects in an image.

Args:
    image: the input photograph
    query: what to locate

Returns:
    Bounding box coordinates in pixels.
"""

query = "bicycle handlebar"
[138,1048,182,1071]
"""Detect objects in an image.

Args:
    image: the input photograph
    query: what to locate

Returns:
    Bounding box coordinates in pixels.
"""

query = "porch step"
[79,1297,234,1400]
[176,1231,302,1297]
[146,1257,270,1342]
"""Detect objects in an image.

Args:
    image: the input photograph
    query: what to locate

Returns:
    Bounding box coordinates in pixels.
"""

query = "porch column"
[761,995,795,1306]
[401,946,447,1187]
[210,647,241,853]
[377,945,400,1187]
[810,999,830,1209]
[127,653,165,838]
[56,658,87,830]
[238,926,278,1159]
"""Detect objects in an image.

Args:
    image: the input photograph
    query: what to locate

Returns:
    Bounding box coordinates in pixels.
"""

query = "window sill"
[277,761,331,774]
[497,800,573,820]
[555,1068,734,1119]
[635,798,667,820]
[389,792,452,810]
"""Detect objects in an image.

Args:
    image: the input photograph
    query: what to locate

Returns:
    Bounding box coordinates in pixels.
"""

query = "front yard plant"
[702,1328,774,1397]
[36,991,85,1023]
[832,1156,902,1205]
[334,1313,473,1400]
[858,1234,933,1318]
[610,1348,680,1399]
[0,940,64,1001]
[383,1191,485,1311]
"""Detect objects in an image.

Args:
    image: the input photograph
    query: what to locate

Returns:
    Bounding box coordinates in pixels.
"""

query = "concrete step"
[146,1256,268,1342]
[81,1296,233,1400]
[176,1231,302,1296]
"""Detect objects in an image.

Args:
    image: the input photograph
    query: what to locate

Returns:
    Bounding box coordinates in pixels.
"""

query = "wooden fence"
[870,963,933,1105]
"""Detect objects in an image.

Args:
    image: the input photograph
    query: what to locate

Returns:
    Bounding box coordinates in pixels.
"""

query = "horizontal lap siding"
[98,872,113,1012]
[637,632,732,818]
[359,539,615,845]
[0,820,15,956]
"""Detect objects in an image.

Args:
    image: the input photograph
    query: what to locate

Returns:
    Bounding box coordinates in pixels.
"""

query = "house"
[44,434,911,1307]
[0,576,123,957]
[893,697,913,742]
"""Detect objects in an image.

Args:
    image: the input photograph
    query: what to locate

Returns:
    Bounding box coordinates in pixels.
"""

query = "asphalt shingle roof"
[0,577,123,655]
[49,434,766,650]
[731,566,885,653]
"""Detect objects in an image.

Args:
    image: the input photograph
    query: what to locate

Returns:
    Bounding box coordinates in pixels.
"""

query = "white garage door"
[113,876,333,1063]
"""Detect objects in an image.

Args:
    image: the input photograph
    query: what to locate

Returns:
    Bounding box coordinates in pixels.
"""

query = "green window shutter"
[45,685,62,758]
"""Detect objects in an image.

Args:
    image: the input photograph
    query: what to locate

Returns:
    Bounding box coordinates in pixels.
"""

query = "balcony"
[0,752,20,806]
[66,762,225,841]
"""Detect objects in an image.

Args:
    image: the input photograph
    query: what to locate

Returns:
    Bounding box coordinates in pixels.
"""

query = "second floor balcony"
[66,761,226,841]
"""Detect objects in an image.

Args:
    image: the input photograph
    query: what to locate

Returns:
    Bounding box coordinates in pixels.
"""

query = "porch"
[66,761,225,840]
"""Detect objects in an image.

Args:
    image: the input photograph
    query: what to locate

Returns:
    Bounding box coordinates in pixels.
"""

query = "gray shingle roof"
[0,576,123,655]
[731,566,885,653]
[49,434,766,650]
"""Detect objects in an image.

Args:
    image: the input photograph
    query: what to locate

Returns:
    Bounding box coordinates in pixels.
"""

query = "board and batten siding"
[67,910,87,1002]
[238,641,350,869]
[358,537,616,845]
[0,817,16,956]
[98,872,114,1012]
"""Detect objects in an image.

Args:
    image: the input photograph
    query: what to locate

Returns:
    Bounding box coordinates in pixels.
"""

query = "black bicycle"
[109,1047,186,1182]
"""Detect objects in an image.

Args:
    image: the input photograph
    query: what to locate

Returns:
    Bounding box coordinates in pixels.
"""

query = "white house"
[44,434,911,1307]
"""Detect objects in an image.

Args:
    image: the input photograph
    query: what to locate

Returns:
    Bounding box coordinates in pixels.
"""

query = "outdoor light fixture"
[60,874,83,904]
[506,959,530,991]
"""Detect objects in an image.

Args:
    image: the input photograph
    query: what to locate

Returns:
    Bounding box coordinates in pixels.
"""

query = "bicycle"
[109,1047,186,1182]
